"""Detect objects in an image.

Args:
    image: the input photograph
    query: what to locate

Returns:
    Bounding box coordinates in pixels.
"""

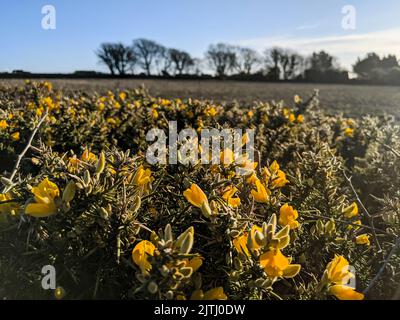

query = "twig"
[300,211,393,236]
[363,237,400,296]
[365,132,400,158]
[382,143,400,158]
[1,112,48,193]
[343,171,383,252]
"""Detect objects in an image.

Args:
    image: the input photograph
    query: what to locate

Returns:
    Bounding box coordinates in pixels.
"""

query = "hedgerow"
[0,81,399,300]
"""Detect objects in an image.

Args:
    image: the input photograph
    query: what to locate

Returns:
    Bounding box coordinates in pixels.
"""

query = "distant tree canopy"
[169,49,194,75]
[304,50,348,83]
[206,43,237,79]
[95,39,399,84]
[96,43,135,75]
[234,47,261,75]
[263,48,304,80]
[353,53,400,83]
[309,51,335,72]
[132,39,165,76]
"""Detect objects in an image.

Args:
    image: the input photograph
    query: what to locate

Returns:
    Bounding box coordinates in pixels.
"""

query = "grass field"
[2,79,400,118]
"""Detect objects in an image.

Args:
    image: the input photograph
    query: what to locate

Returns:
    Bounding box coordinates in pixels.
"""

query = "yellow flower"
[294,95,302,104]
[42,97,56,111]
[11,132,20,141]
[36,107,44,116]
[106,117,117,126]
[271,169,289,189]
[236,153,258,175]
[151,108,158,119]
[355,234,370,246]
[133,165,153,188]
[289,113,296,122]
[132,240,156,274]
[183,256,203,272]
[0,120,8,130]
[81,148,97,163]
[259,249,301,279]
[279,203,300,229]
[246,173,258,185]
[183,184,208,208]
[205,106,217,117]
[282,108,290,118]
[119,92,126,101]
[98,102,105,111]
[297,114,304,123]
[251,180,270,203]
[222,186,241,208]
[344,127,354,137]
[270,160,280,173]
[191,287,227,300]
[25,178,60,217]
[184,184,211,218]
[233,233,250,257]
[241,132,250,146]
[0,193,19,215]
[220,148,234,166]
[325,255,354,285]
[347,220,361,231]
[247,111,254,118]
[233,225,262,257]
[328,285,364,300]
[343,202,358,218]
[268,161,289,188]
[67,156,80,173]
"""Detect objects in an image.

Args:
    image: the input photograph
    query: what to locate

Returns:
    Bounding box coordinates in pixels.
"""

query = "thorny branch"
[1,112,48,194]
[363,237,400,296]
[343,170,383,253]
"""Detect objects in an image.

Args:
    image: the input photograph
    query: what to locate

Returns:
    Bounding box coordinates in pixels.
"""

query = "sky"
[0,0,399,73]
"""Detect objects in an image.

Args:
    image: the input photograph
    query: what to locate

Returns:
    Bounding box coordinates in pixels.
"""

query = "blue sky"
[0,0,399,73]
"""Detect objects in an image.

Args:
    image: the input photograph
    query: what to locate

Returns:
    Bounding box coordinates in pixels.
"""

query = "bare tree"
[96,43,135,75]
[264,47,282,80]
[190,58,204,76]
[97,43,116,75]
[264,47,304,80]
[279,50,304,80]
[169,49,194,75]
[287,53,304,79]
[155,46,173,76]
[206,43,237,79]
[113,43,135,75]
[235,47,261,75]
[132,38,165,76]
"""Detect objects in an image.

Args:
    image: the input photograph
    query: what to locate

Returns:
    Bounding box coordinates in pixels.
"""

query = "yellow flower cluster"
[320,255,364,300]
[233,214,301,281]
[0,82,389,300]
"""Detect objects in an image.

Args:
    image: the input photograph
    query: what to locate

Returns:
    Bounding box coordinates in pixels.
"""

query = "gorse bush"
[0,81,399,300]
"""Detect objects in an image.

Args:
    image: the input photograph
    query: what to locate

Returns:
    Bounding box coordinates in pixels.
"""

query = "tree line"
[94,38,399,84]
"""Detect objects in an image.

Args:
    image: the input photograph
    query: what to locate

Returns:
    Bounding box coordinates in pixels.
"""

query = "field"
[2,79,400,118]
[1,80,400,300]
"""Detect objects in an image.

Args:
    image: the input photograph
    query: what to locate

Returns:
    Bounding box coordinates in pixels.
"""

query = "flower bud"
[62,181,76,203]
[201,201,212,219]
[180,231,194,254]
[95,151,106,175]
[147,281,158,294]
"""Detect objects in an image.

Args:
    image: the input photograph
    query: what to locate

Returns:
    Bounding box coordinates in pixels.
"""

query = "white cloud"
[296,23,320,30]
[235,28,400,70]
